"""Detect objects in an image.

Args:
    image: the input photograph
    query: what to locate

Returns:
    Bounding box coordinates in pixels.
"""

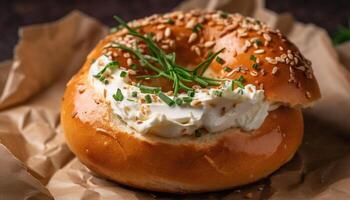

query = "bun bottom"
[61,74,303,193]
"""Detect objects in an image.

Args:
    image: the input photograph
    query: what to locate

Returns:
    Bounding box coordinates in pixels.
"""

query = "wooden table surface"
[0,0,349,61]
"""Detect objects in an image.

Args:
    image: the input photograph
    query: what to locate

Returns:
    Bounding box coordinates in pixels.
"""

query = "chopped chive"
[192,23,203,33]
[175,98,183,106]
[131,91,138,97]
[127,98,136,102]
[166,18,175,25]
[137,84,161,94]
[157,92,175,106]
[145,94,152,103]
[93,61,119,84]
[216,56,225,65]
[220,11,228,19]
[252,63,260,70]
[237,75,245,83]
[131,63,138,70]
[187,90,195,97]
[112,15,227,95]
[120,71,127,77]
[183,97,193,103]
[213,90,223,97]
[250,55,257,62]
[231,75,246,90]
[254,39,263,46]
[113,89,124,101]
[224,66,232,72]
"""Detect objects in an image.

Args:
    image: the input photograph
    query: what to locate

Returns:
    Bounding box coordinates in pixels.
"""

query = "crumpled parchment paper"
[0,0,350,199]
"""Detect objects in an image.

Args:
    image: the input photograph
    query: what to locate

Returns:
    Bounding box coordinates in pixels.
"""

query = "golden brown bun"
[61,10,319,193]
[62,68,303,193]
[94,10,320,106]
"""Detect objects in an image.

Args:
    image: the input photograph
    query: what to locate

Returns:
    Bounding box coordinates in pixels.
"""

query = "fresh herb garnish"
[215,56,225,65]
[220,11,229,19]
[254,39,263,46]
[131,63,138,70]
[166,18,175,25]
[250,55,257,62]
[131,91,138,97]
[252,63,260,70]
[120,71,127,77]
[145,94,152,103]
[175,98,183,106]
[231,75,245,90]
[137,84,161,94]
[94,61,119,84]
[112,16,225,96]
[182,96,193,103]
[113,88,124,101]
[157,92,175,106]
[213,90,223,97]
[224,66,232,72]
[192,23,203,33]
[250,55,259,70]
[187,90,195,97]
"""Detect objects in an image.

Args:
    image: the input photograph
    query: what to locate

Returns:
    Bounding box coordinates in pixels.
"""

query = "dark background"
[0,0,349,61]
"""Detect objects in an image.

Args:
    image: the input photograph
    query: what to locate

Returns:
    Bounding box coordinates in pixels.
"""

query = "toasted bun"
[61,10,320,193]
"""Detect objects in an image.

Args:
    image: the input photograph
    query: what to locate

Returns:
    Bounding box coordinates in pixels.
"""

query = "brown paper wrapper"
[1,0,350,199]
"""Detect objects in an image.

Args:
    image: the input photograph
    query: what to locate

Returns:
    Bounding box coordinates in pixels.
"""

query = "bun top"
[90,10,320,107]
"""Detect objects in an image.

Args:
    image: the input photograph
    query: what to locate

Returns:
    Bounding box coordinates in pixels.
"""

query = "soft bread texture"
[61,10,320,193]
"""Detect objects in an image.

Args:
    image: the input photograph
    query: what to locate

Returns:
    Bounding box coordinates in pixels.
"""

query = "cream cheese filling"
[89,55,278,138]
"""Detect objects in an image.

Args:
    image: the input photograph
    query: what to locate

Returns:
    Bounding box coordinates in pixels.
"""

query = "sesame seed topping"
[204,41,216,48]
[254,49,265,54]
[164,27,171,37]
[306,91,312,99]
[263,33,271,41]
[126,58,133,66]
[188,32,198,43]
[250,71,258,76]
[272,66,279,75]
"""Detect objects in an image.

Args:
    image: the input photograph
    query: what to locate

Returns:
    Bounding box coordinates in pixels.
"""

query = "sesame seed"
[272,66,278,75]
[306,91,312,99]
[204,41,216,48]
[157,24,166,30]
[186,19,196,29]
[279,46,284,51]
[250,71,258,76]
[265,57,277,64]
[155,32,163,42]
[161,45,169,49]
[263,33,271,41]
[127,69,136,75]
[123,53,130,58]
[254,49,265,54]
[188,32,198,43]
[190,99,202,107]
[127,58,133,66]
[193,45,201,56]
[164,27,171,37]
[288,53,294,59]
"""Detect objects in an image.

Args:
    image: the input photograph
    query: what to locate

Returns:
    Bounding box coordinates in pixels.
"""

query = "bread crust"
[61,10,317,193]
[61,65,303,193]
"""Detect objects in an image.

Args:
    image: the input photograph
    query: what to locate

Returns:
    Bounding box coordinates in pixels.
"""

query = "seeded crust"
[61,10,320,193]
[62,67,303,192]
[96,10,320,107]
